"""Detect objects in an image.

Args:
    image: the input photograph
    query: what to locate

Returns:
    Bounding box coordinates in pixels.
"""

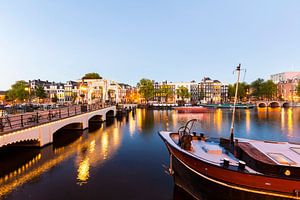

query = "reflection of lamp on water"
[77,158,90,185]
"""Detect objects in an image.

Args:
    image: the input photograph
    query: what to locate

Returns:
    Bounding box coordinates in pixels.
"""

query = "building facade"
[271,72,300,83]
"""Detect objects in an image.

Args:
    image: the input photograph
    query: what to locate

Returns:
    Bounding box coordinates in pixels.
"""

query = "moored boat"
[174,106,210,113]
[159,65,300,199]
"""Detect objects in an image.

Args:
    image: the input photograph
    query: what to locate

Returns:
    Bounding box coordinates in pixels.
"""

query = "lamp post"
[25,87,31,104]
[79,83,87,104]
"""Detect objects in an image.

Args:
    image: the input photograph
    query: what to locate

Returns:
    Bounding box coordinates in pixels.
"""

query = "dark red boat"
[174,106,210,113]
[159,65,300,199]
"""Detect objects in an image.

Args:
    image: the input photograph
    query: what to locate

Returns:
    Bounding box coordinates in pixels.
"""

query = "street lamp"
[25,87,31,104]
[79,83,87,104]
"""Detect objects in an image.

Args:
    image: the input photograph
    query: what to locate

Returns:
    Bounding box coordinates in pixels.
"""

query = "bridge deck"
[0,104,107,135]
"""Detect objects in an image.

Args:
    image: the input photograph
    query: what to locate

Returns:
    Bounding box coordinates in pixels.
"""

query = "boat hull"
[174,107,210,113]
[172,155,286,200]
[160,133,300,200]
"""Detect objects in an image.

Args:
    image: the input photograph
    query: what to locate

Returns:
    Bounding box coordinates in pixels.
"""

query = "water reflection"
[2,108,300,199]
[0,119,123,197]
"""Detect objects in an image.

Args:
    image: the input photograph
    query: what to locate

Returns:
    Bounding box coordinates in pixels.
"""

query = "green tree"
[157,85,173,103]
[176,86,191,102]
[250,78,265,99]
[6,80,29,102]
[228,82,249,101]
[82,72,102,79]
[261,80,277,100]
[35,85,47,102]
[199,88,205,101]
[137,79,154,103]
[296,81,300,97]
[71,92,78,104]
[228,84,235,100]
[51,93,58,103]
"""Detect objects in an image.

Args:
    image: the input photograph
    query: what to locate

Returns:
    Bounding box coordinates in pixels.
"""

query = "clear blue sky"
[0,0,300,90]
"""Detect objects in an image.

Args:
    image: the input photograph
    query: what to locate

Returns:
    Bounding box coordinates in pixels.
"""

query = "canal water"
[1,108,300,200]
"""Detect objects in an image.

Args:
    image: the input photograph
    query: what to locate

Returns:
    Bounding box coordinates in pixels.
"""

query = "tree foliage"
[35,85,47,100]
[176,86,191,101]
[6,80,29,101]
[249,78,277,100]
[156,85,173,102]
[296,81,300,97]
[261,80,277,100]
[82,73,102,79]
[228,82,249,100]
[137,79,154,102]
[51,94,58,103]
[250,78,265,99]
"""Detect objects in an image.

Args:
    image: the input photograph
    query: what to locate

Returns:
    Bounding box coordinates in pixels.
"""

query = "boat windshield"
[267,153,296,165]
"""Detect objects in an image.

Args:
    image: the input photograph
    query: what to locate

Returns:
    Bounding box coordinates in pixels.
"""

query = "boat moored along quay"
[159,65,300,200]
[159,130,300,199]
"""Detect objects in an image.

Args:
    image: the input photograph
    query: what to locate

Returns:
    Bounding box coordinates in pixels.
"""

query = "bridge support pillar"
[39,127,53,147]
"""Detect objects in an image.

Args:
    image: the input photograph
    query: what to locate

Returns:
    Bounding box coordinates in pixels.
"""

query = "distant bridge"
[256,101,291,108]
[0,103,136,148]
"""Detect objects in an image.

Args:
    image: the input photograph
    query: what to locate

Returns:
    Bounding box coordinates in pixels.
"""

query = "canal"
[1,108,300,200]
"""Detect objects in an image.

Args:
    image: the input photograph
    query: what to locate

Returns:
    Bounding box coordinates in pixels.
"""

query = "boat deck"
[169,133,258,173]
[237,138,300,167]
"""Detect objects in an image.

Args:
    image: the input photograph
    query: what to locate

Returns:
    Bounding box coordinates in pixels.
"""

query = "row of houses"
[28,79,136,105]
[152,77,229,104]
[271,72,300,102]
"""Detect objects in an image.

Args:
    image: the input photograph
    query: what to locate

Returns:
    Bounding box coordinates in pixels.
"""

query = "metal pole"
[230,64,241,145]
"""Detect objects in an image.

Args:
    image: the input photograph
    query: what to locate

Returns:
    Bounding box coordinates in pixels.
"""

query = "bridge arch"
[282,102,290,108]
[268,101,280,108]
[88,114,103,122]
[105,110,115,119]
[258,102,267,107]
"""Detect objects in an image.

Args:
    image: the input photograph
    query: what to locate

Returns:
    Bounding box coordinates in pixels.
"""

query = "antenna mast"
[230,64,241,145]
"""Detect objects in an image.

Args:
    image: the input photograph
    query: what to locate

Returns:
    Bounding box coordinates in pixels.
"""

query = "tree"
[82,73,102,79]
[157,85,173,103]
[35,85,47,102]
[228,82,249,101]
[296,81,300,97]
[137,79,154,103]
[250,78,264,99]
[199,88,205,101]
[6,80,29,102]
[51,94,58,103]
[261,80,277,100]
[71,92,77,104]
[176,86,191,102]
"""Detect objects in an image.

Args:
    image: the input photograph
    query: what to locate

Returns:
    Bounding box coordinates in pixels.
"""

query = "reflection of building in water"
[245,110,251,133]
[0,120,123,196]
[257,108,267,120]
[128,114,136,137]
[75,121,122,185]
[214,109,222,134]
[287,108,293,137]
[281,109,285,132]
[77,158,90,185]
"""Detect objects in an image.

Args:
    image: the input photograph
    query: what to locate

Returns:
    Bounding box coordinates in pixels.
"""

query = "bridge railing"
[0,103,111,134]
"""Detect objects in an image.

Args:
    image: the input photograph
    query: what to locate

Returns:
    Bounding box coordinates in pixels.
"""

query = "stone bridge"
[256,101,291,108]
[0,104,137,148]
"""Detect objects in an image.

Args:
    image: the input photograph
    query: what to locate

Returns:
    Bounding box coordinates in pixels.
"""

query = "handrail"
[0,103,112,135]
